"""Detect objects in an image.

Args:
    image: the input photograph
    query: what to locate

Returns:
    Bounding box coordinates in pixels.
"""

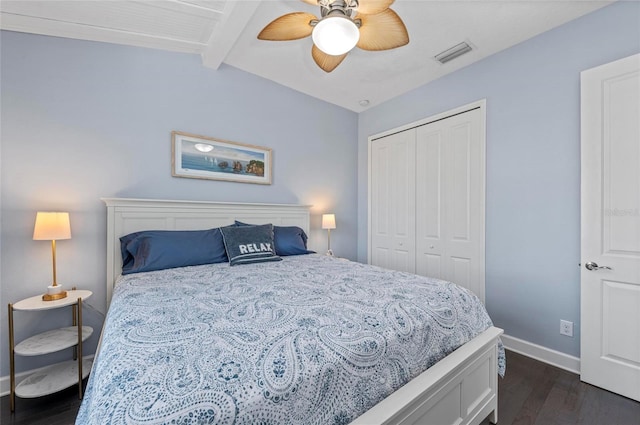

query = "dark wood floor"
[479,351,640,425]
[2,350,639,425]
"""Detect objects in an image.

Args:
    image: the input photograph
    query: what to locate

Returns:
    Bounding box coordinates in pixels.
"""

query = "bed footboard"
[351,326,503,425]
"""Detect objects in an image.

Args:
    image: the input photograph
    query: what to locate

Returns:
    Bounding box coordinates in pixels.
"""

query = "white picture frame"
[172,131,272,185]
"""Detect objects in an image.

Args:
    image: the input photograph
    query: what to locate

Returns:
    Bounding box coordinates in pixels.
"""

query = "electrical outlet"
[560,320,574,337]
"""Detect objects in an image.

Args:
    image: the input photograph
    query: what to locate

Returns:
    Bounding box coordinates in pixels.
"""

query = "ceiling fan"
[257,0,409,73]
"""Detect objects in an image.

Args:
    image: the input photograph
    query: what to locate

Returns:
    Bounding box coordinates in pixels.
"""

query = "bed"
[77,198,504,425]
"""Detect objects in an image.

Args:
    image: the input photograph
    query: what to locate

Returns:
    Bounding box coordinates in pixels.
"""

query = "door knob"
[585,261,612,271]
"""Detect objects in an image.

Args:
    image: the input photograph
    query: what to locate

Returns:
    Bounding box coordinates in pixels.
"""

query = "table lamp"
[33,212,71,301]
[322,213,336,256]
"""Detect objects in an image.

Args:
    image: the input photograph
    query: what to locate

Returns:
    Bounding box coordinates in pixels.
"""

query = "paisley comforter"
[77,254,505,424]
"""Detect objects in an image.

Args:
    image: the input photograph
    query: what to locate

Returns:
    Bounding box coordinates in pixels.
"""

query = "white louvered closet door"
[370,130,416,273]
[370,105,485,301]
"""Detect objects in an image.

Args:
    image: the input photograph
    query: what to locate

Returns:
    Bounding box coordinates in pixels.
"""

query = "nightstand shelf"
[15,326,93,356]
[15,358,92,398]
[8,289,92,412]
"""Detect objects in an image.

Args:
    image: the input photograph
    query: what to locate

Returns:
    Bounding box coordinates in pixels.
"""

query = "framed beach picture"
[172,131,272,185]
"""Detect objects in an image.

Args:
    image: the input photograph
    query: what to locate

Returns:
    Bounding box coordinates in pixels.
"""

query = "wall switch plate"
[560,320,574,337]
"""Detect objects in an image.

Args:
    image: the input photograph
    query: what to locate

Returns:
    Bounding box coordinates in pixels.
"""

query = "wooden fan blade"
[357,9,409,51]
[258,12,316,41]
[357,0,395,16]
[312,45,348,72]
[300,0,319,6]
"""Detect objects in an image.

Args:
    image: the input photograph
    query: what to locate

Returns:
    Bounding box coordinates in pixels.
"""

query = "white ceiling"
[0,0,614,112]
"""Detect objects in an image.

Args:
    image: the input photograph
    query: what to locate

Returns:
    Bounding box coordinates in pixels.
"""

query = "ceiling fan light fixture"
[257,0,407,72]
[312,15,360,56]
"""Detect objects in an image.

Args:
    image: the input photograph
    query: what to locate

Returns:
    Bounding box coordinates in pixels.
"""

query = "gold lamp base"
[42,283,67,301]
[43,291,67,301]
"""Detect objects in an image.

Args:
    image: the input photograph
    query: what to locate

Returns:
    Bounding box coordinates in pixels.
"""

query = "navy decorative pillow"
[234,221,314,256]
[220,224,282,266]
[120,228,227,275]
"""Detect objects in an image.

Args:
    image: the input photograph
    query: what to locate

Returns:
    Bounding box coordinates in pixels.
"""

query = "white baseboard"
[0,354,94,397]
[501,334,580,374]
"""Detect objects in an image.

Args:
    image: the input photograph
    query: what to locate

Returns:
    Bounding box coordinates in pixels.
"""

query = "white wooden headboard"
[102,198,311,306]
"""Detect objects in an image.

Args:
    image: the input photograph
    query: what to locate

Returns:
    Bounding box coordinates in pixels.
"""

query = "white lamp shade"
[33,212,71,240]
[312,16,360,56]
[322,214,336,230]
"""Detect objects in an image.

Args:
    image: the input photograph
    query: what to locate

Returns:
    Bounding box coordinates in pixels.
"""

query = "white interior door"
[370,130,416,273]
[416,109,485,301]
[581,53,640,401]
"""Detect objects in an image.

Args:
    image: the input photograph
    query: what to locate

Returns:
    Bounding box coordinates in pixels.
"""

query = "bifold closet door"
[370,107,485,300]
[415,109,484,300]
[370,130,416,273]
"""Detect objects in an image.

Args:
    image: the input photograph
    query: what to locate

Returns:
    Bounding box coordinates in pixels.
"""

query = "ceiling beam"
[200,0,262,70]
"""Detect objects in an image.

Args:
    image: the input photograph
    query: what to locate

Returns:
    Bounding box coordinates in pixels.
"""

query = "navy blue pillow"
[220,224,282,266]
[234,221,314,256]
[120,228,227,275]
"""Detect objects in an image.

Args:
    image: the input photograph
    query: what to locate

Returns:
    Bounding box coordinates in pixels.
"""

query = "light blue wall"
[357,1,640,357]
[2,1,638,383]
[0,31,358,377]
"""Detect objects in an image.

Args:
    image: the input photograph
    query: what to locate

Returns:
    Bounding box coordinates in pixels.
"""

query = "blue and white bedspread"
[77,254,505,425]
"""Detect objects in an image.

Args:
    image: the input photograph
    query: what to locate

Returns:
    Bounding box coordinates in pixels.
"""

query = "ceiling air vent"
[434,42,473,64]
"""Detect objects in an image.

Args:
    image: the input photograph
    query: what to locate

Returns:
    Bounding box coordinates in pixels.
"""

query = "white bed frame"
[103,198,503,425]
